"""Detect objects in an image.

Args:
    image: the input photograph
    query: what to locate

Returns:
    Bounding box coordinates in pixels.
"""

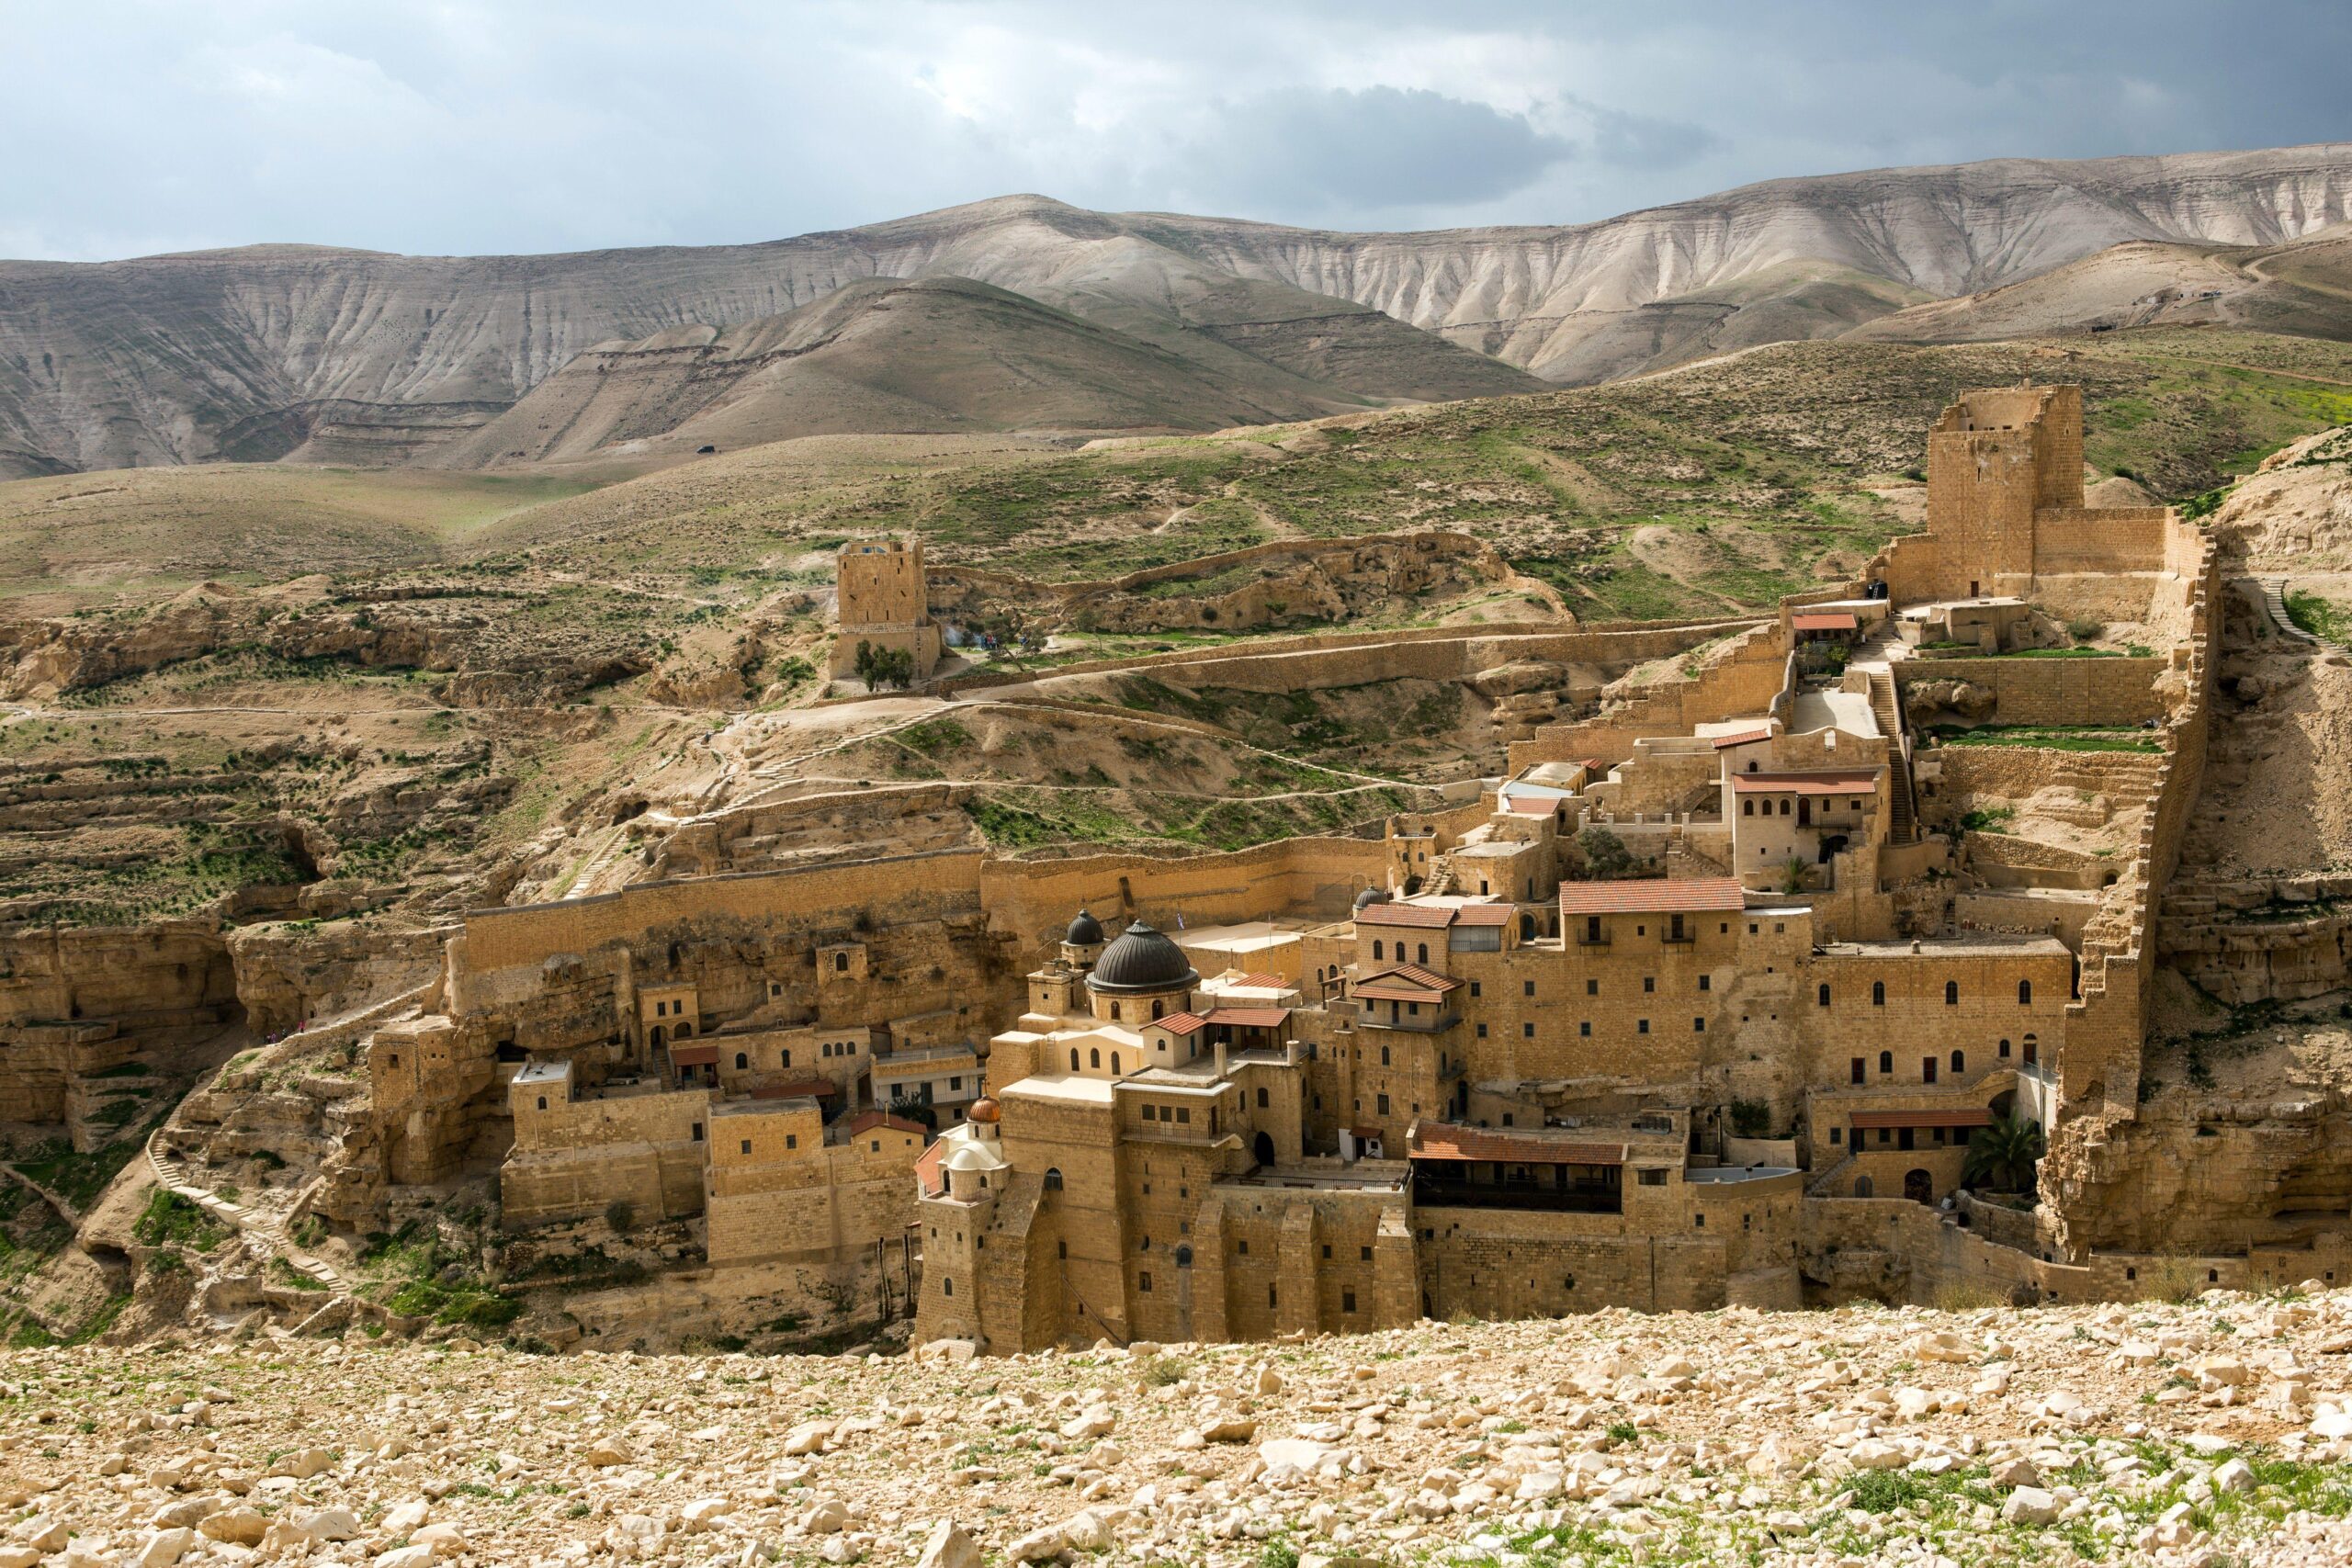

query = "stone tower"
[830,537,943,683]
[1924,384,2085,596]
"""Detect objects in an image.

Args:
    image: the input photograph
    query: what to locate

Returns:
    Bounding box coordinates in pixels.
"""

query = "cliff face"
[6,144,2350,476]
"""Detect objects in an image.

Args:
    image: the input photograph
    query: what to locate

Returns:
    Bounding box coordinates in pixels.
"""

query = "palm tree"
[1963,1113,2044,1193]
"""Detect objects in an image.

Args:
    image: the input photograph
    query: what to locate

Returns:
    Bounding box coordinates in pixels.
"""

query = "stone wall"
[1894,657,2168,728]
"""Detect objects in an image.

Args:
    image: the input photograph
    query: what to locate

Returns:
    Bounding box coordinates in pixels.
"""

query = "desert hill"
[426,276,1516,468]
[5,143,2350,476]
[1849,223,2352,344]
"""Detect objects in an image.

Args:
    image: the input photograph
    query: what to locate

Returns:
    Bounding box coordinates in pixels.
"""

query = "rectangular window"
[1643,976,1655,993]
[740,1139,752,1155]
[1586,979,1599,996]
[1523,981,1535,998]
[1636,1168,1667,1187]
[1342,1291,1357,1314]
[1578,1021,1591,1036]
[1376,1093,1391,1114]
[1522,1022,1534,1039]
[786,1134,797,1149]
[1637,1020,1649,1034]
[1468,981,1481,998]
[1698,975,1711,992]
[1476,1023,1487,1038]
[1139,1272,1152,1292]
[1693,1018,1705,1032]
[1176,1108,1190,1123]
[1361,1246,1373,1261]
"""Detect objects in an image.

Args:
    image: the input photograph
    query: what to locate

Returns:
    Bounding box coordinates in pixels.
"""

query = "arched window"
[1878,1050,1892,1075]
[1372,940,1385,961]
[1871,981,1885,1007]
[1151,999,1164,1020]
[1090,1047,1101,1069]
[1818,983,1831,1007]
[780,1049,791,1068]
[1110,1053,1121,1075]
[676,1021,693,1039]
[942,1277,954,1297]
[1110,1003,1121,1021]
[1044,1168,1063,1190]
[1380,1045,1391,1066]
[1999,1038,2011,1058]
[735,1052,748,1070]
[2018,979,2032,1005]
[1174,1244,1193,1268]
[1742,800,1755,817]
[536,1096,548,1111]
[1256,1087,1268,1108]
[1779,799,1791,816]
[1417,942,1430,964]
[1951,1049,1965,1074]
[1070,1047,1081,1071]
[1945,980,1959,1006]
[2023,1034,2040,1066]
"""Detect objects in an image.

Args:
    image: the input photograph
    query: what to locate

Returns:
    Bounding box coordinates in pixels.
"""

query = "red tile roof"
[1709,728,1774,750]
[1355,902,1458,929]
[1730,770,1880,795]
[1557,877,1747,915]
[848,1111,930,1139]
[1850,1107,1996,1130]
[1408,1122,1625,1166]
[914,1138,947,1198]
[1453,903,1515,926]
[1203,1007,1292,1029]
[1792,612,1859,632]
[1226,974,1291,990]
[1151,1011,1210,1035]
[668,1043,718,1067]
[1353,964,1462,1002]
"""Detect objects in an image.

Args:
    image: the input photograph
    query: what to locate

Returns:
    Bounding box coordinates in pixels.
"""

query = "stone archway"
[1252,1131,1275,1168]
[1904,1168,1933,1205]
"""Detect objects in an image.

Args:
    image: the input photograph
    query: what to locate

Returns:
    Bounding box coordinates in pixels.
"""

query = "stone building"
[829,537,942,684]
[903,382,2346,1352]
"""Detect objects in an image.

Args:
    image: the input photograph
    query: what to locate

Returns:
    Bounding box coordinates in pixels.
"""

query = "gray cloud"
[1167,86,1574,216]
[0,1,2342,260]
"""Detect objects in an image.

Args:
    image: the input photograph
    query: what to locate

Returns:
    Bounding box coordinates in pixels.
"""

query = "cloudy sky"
[5,0,2346,262]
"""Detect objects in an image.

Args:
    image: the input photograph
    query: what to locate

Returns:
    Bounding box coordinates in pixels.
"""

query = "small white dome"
[944,1140,1006,1173]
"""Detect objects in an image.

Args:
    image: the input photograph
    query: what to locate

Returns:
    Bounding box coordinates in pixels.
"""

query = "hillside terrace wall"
[456,849,989,987]
[1509,626,1787,773]
[980,836,1389,969]
[943,617,1761,700]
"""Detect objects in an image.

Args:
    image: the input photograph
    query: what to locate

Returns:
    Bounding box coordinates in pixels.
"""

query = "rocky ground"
[2,1292,2350,1568]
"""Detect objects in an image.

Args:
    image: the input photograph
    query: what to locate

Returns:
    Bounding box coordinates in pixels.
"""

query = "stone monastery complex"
[129,382,2323,1350]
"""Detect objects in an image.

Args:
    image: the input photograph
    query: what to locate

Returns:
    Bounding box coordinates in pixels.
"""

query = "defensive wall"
[1508,624,1787,773]
[943,616,1762,701]
[455,849,989,987]
[1893,655,2172,728]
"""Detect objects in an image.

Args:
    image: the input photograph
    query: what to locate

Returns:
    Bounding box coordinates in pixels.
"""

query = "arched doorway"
[1252,1131,1275,1168]
[649,1025,665,1050]
[1853,1175,1873,1198]
[1904,1168,1933,1205]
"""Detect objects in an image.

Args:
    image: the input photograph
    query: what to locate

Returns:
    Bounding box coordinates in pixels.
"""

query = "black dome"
[1353,887,1391,912]
[1085,920,1200,994]
[1066,908,1105,946]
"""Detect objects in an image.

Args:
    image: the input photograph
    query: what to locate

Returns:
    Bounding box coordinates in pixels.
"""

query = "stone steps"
[145,1129,348,1293]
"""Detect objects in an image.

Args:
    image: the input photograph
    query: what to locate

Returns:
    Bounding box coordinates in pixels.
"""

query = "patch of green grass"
[2286,589,2352,646]
[1930,725,2163,754]
[131,1190,230,1254]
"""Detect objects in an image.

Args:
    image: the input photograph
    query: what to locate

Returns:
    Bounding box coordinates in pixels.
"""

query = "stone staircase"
[1865,670,1919,843]
[145,1128,347,1295]
[2257,576,2344,652]
[1419,853,1457,897]
[1807,1151,1860,1198]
